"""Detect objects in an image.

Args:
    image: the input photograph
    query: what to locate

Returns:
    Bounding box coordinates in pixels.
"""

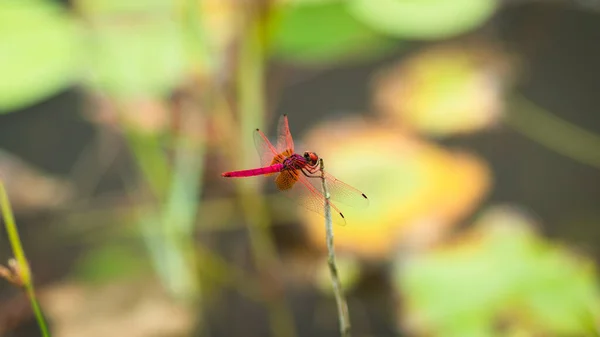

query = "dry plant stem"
[319,159,351,337]
[0,181,50,337]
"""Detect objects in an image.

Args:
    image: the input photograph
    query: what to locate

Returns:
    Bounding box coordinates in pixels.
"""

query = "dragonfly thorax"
[283,153,305,169]
[282,152,318,171]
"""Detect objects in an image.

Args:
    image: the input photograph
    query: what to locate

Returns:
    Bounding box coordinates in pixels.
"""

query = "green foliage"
[0,0,81,111]
[76,0,173,15]
[0,181,50,337]
[83,1,189,97]
[349,0,496,40]
[74,244,151,284]
[270,1,395,64]
[398,209,600,336]
[0,0,500,109]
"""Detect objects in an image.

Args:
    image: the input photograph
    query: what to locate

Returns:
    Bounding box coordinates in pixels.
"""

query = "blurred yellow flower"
[299,117,491,259]
[373,43,512,137]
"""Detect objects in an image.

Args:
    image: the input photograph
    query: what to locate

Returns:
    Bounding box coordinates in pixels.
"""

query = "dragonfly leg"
[300,168,321,179]
[306,165,321,174]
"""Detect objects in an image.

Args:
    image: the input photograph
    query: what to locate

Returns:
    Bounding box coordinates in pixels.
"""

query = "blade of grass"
[0,181,50,337]
[319,159,351,337]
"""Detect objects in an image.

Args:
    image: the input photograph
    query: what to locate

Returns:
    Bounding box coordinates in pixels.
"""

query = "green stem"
[507,95,600,169]
[235,10,297,337]
[123,128,171,200]
[0,181,50,337]
[118,100,202,301]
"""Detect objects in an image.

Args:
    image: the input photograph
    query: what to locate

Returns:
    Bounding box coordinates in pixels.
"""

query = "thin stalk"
[235,9,297,337]
[122,127,171,200]
[0,181,50,337]
[117,99,202,301]
[319,159,351,337]
[507,95,600,169]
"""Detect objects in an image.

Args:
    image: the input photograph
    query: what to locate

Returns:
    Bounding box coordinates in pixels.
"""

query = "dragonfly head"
[303,151,319,165]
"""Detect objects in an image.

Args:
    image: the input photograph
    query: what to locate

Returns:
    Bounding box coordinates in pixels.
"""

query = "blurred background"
[1,0,600,336]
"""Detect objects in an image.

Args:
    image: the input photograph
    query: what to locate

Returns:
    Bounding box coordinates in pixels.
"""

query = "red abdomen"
[221,163,284,178]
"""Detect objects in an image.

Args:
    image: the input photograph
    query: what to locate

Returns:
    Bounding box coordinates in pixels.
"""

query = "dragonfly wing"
[254,128,279,167]
[275,114,295,154]
[300,171,369,208]
[276,171,347,225]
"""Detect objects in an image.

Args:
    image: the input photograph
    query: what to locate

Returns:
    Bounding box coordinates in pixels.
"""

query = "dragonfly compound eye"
[307,152,319,163]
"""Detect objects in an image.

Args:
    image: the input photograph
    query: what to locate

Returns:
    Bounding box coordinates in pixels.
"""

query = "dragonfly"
[221,114,368,225]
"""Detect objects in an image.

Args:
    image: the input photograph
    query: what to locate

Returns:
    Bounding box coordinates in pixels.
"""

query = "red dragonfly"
[222,114,368,225]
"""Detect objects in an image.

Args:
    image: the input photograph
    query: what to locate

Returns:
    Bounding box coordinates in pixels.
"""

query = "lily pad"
[397,207,600,336]
[373,44,508,136]
[349,0,497,40]
[271,1,395,64]
[83,0,189,97]
[300,118,490,259]
[0,0,81,111]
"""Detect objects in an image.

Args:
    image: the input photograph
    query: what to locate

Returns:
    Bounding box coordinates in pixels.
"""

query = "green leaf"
[0,0,82,111]
[270,1,395,64]
[397,208,600,336]
[349,0,497,40]
[84,1,189,96]
[77,0,173,15]
[520,250,600,335]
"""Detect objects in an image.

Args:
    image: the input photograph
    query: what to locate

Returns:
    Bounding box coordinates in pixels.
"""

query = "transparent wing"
[253,128,279,167]
[275,114,295,154]
[275,171,347,226]
[301,172,369,208]
[254,115,295,167]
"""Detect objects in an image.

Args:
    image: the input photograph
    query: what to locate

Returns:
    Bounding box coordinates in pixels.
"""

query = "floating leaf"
[77,0,173,15]
[349,0,497,40]
[270,1,395,64]
[83,0,189,97]
[0,0,81,111]
[398,207,600,336]
[374,43,510,136]
[300,118,490,259]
